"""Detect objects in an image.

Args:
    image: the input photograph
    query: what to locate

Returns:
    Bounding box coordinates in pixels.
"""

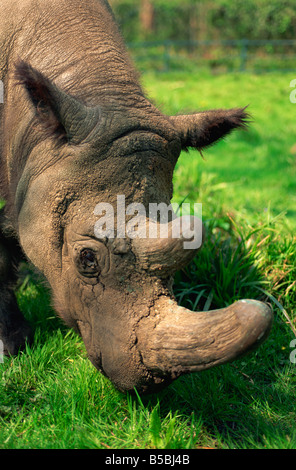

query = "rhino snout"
[63,219,272,394]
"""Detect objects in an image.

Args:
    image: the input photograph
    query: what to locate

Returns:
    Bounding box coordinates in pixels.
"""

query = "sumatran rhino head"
[14,62,273,393]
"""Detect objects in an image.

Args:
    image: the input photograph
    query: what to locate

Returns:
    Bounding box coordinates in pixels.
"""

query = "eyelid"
[73,240,104,255]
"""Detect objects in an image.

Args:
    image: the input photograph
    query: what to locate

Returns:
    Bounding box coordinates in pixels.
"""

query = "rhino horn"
[15,61,101,144]
[136,297,273,381]
[131,215,272,390]
[131,215,204,275]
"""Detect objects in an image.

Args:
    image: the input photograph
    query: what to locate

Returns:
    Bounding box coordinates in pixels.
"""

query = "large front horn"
[136,297,273,378]
[131,214,272,388]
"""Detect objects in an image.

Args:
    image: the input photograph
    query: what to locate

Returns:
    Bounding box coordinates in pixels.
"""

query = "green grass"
[142,70,296,229]
[0,69,296,449]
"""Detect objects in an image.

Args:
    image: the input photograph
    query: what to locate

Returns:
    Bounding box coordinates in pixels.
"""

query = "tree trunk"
[140,0,154,35]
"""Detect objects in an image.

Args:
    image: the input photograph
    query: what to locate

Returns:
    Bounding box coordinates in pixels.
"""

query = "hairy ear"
[14,60,101,144]
[15,61,68,141]
[170,107,250,152]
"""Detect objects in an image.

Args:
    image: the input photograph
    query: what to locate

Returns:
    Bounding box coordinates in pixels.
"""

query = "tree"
[139,0,154,35]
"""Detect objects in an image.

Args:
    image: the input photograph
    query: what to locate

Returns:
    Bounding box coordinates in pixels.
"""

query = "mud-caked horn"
[136,297,273,382]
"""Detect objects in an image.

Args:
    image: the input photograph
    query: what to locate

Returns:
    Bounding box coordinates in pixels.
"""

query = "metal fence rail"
[128,39,296,73]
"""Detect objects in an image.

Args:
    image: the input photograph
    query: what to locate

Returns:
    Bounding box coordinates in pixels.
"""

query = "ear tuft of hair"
[170,106,251,154]
[186,107,251,151]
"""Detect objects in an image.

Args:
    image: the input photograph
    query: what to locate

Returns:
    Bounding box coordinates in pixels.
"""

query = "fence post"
[163,40,171,71]
[240,39,248,71]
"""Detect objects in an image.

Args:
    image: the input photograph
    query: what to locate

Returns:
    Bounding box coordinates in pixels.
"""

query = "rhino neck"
[4,0,143,105]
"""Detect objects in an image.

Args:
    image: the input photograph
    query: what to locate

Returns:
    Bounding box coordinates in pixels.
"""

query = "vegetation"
[111,1,296,74]
[110,0,296,42]
[0,68,295,449]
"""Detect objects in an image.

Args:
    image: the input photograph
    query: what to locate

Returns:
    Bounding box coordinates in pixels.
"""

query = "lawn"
[0,69,295,450]
[142,70,296,229]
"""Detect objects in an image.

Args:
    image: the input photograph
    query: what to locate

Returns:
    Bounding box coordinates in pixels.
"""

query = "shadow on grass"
[16,263,68,343]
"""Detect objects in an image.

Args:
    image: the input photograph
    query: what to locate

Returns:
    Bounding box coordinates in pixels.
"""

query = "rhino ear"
[15,61,100,144]
[170,108,250,152]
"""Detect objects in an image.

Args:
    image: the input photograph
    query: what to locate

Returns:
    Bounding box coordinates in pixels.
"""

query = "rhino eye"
[77,248,100,277]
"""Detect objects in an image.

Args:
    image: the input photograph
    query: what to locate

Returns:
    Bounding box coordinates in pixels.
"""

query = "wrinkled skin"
[0,0,273,393]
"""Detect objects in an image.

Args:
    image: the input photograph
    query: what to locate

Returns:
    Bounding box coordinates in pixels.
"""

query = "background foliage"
[110,0,296,42]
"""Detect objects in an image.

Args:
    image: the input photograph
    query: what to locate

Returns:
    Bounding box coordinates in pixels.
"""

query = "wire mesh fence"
[127,39,296,73]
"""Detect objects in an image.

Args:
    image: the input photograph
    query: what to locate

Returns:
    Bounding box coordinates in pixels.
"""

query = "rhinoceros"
[0,0,272,393]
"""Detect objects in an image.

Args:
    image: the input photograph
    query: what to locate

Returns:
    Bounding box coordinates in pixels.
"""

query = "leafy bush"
[210,0,296,40]
[110,0,296,42]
